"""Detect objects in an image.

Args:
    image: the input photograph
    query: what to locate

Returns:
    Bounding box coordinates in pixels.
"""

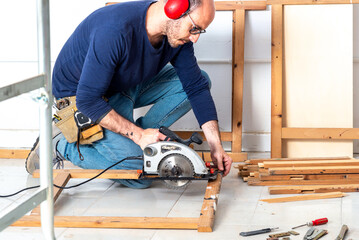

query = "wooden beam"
[33,169,141,179]
[31,172,71,215]
[269,166,359,175]
[231,9,245,153]
[0,149,29,159]
[201,151,247,162]
[260,192,346,203]
[271,4,283,158]
[267,0,356,5]
[268,184,359,194]
[198,174,223,232]
[13,216,199,229]
[246,156,351,164]
[260,159,359,168]
[215,1,267,11]
[282,128,359,140]
[248,179,359,186]
[259,173,359,181]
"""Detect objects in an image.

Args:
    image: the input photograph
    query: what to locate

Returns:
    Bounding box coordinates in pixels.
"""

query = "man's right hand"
[137,128,167,149]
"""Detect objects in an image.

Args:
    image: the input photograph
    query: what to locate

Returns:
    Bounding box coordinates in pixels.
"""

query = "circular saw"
[141,126,218,189]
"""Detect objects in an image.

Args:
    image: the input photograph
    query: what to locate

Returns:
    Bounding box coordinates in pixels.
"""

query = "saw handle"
[159,126,203,146]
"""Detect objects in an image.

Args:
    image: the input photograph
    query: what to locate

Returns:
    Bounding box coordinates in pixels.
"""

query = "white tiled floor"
[0,152,358,240]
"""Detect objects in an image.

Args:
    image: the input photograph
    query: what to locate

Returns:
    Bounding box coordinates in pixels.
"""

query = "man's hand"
[202,120,232,176]
[137,128,167,149]
[99,109,166,149]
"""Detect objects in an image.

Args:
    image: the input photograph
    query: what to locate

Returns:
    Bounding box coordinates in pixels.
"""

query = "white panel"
[283,5,353,158]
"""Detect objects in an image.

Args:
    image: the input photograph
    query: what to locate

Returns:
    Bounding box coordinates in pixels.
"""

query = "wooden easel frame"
[12,169,222,232]
[269,0,359,158]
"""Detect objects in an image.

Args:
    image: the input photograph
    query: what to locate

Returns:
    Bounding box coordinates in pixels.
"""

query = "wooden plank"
[215,1,267,11]
[282,128,359,140]
[231,9,245,153]
[269,166,359,175]
[259,173,359,181]
[271,4,283,158]
[0,149,29,159]
[33,169,141,179]
[248,179,359,186]
[198,174,223,232]
[31,172,71,215]
[261,160,359,168]
[268,184,359,194]
[260,192,346,203]
[13,216,199,229]
[246,156,351,164]
[267,0,354,5]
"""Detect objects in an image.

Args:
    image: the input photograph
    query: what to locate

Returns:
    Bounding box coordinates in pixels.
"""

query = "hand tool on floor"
[141,126,219,189]
[292,218,328,229]
[303,227,328,240]
[239,227,279,236]
[335,224,349,240]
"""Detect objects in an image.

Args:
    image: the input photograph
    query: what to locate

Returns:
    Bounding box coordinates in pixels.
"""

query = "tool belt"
[54,96,103,145]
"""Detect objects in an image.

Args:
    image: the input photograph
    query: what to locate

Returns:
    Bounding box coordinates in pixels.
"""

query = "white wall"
[0,1,358,153]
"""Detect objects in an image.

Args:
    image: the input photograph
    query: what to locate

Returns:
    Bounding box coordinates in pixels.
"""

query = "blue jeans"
[57,65,210,189]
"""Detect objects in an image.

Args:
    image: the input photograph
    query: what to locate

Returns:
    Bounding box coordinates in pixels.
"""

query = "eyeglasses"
[187,13,206,35]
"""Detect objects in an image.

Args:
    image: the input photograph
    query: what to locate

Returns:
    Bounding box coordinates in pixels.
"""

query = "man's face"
[165,3,215,48]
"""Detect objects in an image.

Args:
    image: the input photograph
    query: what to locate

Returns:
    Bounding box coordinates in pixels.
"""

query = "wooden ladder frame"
[269,0,359,158]
[12,169,222,232]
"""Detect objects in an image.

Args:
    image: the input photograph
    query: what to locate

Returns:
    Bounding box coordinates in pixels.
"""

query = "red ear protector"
[164,0,190,20]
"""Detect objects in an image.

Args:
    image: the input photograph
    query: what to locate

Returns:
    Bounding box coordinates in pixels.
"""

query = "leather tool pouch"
[55,96,103,145]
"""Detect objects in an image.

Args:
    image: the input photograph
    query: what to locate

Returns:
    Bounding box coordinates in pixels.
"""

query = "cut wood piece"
[248,179,359,186]
[260,192,346,203]
[31,172,71,215]
[33,169,141,179]
[246,156,351,165]
[13,216,199,229]
[269,166,359,175]
[262,160,359,168]
[268,184,359,194]
[259,173,359,181]
[198,173,223,232]
[243,165,259,171]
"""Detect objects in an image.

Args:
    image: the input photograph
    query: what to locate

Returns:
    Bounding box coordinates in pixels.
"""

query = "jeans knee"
[200,69,212,89]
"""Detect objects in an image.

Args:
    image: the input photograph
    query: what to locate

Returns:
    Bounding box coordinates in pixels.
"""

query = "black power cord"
[0,155,143,198]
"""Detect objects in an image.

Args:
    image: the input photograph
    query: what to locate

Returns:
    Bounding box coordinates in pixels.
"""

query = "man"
[26,0,232,188]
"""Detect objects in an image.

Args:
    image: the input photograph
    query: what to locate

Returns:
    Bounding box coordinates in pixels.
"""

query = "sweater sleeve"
[170,43,218,126]
[75,28,123,123]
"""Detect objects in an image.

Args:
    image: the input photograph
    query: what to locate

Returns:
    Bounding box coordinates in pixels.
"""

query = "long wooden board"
[248,179,359,186]
[245,156,351,165]
[268,166,359,175]
[268,184,359,194]
[260,160,359,168]
[260,192,346,203]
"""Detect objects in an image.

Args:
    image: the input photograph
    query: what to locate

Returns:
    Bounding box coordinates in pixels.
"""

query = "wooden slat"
[271,4,283,158]
[198,174,223,232]
[261,160,359,168]
[0,149,29,159]
[33,169,141,179]
[231,9,245,153]
[260,192,346,203]
[248,179,359,186]
[269,166,359,175]
[267,0,355,5]
[269,184,359,194]
[13,216,199,229]
[246,156,351,164]
[215,1,267,11]
[282,128,359,140]
[259,173,359,181]
[31,172,71,215]
[200,151,247,162]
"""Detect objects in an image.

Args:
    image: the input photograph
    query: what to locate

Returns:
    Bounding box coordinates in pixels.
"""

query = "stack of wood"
[238,156,359,186]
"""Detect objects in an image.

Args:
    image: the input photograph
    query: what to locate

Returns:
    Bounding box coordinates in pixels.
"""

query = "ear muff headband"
[164,0,190,20]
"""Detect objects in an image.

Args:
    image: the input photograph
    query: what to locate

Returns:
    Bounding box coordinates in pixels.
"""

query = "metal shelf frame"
[0,0,55,239]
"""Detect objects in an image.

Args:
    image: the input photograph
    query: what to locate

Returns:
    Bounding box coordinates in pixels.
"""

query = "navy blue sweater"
[52,1,217,126]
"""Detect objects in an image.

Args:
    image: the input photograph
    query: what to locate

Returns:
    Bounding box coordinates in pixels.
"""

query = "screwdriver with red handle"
[292,218,328,229]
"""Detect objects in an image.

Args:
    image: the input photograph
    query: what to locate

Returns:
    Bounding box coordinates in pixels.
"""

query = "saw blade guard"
[143,141,208,176]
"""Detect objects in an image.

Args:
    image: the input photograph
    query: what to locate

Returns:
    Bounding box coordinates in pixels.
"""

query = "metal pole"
[37,0,55,239]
